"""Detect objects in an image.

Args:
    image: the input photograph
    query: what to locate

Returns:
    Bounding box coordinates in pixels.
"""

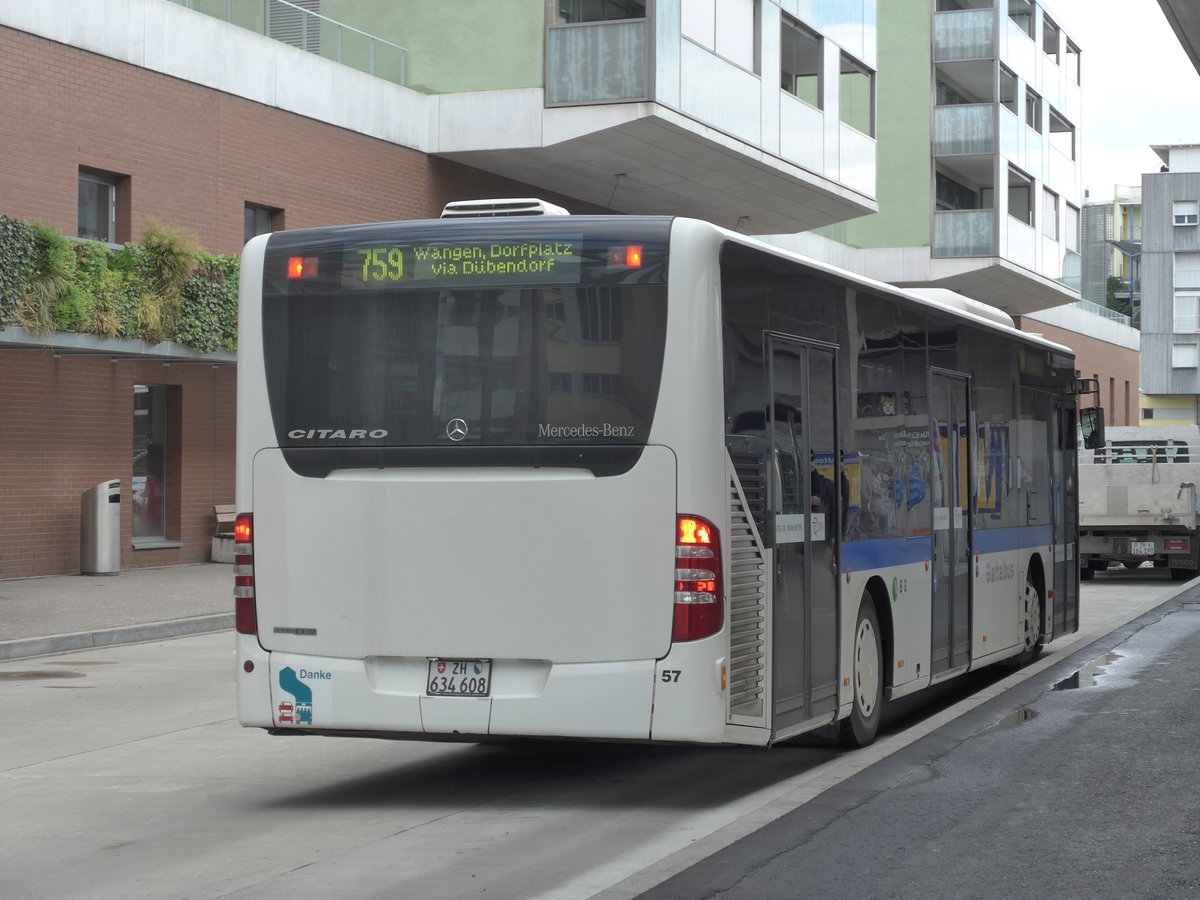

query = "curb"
[0,614,234,661]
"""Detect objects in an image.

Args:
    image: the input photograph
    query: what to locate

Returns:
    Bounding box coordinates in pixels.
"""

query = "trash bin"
[81,480,121,575]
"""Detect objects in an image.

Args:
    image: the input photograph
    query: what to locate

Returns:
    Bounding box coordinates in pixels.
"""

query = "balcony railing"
[547,19,649,105]
[934,104,994,156]
[167,0,408,86]
[1073,298,1131,326]
[934,9,996,61]
[934,209,995,257]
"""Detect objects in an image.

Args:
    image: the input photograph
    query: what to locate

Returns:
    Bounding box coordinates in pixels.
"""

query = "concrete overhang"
[1158,0,1200,76]
[434,96,877,235]
[869,254,1080,318]
[911,259,1079,318]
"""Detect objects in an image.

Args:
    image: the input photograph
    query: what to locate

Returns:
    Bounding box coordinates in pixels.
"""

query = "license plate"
[427,659,492,697]
[1131,541,1155,556]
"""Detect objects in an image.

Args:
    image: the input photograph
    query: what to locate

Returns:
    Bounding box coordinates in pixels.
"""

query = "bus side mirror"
[1080,406,1105,450]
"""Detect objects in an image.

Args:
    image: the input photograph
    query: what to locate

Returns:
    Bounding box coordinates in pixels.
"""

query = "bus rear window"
[261,284,668,469]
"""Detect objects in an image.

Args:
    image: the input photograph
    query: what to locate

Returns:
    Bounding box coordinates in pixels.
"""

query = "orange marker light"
[678,517,713,545]
[626,245,643,267]
[287,257,318,279]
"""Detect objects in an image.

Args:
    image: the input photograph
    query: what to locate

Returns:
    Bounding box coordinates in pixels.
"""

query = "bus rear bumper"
[239,648,657,741]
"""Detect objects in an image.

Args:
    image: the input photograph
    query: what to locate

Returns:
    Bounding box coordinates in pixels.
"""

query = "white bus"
[234,202,1086,748]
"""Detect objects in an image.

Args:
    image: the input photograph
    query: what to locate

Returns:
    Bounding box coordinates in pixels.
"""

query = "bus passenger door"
[768,336,839,735]
[930,370,972,676]
[1051,400,1079,636]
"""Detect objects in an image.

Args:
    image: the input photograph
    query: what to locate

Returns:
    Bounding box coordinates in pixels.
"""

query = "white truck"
[1078,425,1200,581]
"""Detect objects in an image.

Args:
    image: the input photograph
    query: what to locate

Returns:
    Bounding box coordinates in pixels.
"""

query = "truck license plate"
[427,659,492,697]
[1131,541,1155,556]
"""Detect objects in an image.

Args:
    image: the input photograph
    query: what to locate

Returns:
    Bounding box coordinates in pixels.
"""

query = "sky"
[1050,0,1200,198]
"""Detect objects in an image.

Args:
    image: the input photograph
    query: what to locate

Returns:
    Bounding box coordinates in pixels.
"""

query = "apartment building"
[1140,144,1200,424]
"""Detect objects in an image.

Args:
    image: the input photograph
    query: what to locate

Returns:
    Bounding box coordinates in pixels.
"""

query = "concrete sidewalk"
[0,563,233,661]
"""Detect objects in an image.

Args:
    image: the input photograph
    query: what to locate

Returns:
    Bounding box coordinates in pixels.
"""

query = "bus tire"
[839,598,883,747]
[1011,578,1044,667]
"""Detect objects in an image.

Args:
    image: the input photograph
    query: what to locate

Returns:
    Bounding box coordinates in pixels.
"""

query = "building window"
[936,170,988,211]
[78,169,125,244]
[781,15,821,107]
[580,293,620,342]
[1042,188,1059,239]
[1065,203,1080,252]
[557,0,645,23]
[1049,108,1075,159]
[1008,165,1033,226]
[1065,39,1081,83]
[244,203,283,244]
[1175,252,1200,291]
[1008,0,1033,39]
[840,52,875,136]
[133,384,167,541]
[1173,344,1199,369]
[1174,201,1199,226]
[1174,294,1200,333]
[999,66,1018,116]
[1024,87,1042,133]
[582,372,624,398]
[1042,16,1060,63]
[682,0,758,73]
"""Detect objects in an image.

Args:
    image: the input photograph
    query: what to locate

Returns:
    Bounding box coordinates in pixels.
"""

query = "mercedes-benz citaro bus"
[234,198,1084,748]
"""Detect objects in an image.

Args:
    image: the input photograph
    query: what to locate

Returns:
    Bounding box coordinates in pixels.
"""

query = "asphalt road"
[639,575,1200,900]
[0,568,1187,900]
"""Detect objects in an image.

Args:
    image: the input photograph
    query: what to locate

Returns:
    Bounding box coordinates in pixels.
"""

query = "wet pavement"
[639,585,1200,899]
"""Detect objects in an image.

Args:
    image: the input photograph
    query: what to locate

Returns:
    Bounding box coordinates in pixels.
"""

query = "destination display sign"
[342,238,583,288]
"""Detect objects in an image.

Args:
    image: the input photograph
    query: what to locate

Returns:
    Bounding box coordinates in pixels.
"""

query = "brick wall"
[1017,320,1141,427]
[0,352,236,578]
[0,25,605,255]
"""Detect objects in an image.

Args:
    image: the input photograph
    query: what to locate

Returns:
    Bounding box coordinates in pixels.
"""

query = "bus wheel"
[1012,579,1044,667]
[839,598,882,747]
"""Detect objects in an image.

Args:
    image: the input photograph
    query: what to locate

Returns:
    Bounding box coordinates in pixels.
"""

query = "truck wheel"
[1080,564,1095,581]
[839,597,883,747]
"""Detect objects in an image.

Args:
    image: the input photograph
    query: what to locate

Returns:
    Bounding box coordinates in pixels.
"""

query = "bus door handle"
[771,455,783,514]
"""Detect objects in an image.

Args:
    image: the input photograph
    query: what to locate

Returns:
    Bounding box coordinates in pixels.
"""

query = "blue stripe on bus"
[840,525,1058,571]
[841,536,929,570]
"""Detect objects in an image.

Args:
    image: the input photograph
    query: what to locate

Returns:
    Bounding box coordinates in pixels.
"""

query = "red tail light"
[673,515,722,642]
[234,513,257,635]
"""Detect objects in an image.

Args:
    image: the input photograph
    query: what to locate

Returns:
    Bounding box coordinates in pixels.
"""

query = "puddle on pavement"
[1052,650,1124,691]
[0,670,85,681]
[977,707,1038,736]
[897,767,937,789]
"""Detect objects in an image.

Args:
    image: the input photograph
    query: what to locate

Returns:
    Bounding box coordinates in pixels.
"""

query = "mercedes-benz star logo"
[446,418,469,441]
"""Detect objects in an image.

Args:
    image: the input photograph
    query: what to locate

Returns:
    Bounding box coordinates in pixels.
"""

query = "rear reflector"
[234,512,257,635]
[673,515,722,642]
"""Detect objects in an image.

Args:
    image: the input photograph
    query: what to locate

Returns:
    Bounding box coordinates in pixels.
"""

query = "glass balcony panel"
[171,0,407,85]
[934,104,994,155]
[548,21,648,104]
[934,10,996,61]
[934,209,995,257]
